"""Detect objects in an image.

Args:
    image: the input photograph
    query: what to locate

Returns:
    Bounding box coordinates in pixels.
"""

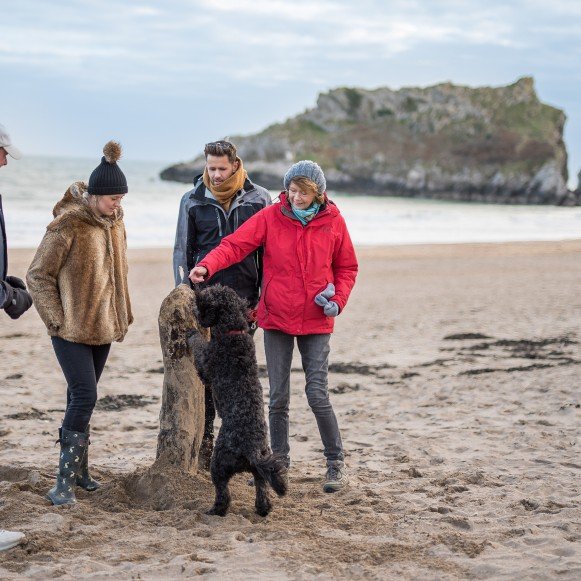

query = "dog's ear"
[194,291,219,328]
[199,304,218,328]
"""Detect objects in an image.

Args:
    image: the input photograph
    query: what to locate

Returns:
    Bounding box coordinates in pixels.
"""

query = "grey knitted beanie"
[283,160,326,195]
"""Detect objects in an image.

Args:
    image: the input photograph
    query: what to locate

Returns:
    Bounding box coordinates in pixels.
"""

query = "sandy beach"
[0,240,580,579]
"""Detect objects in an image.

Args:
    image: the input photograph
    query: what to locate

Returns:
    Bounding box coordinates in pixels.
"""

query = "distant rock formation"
[161,77,577,205]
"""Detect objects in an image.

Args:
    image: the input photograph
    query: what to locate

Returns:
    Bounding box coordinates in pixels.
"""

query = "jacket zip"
[214,207,223,237]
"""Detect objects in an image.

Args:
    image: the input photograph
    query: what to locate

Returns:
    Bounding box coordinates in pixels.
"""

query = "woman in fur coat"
[27,141,132,506]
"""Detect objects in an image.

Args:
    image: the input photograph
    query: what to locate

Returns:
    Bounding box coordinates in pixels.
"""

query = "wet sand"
[1,241,580,579]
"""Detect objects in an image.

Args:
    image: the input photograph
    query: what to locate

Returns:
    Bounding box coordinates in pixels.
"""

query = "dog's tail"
[255,454,288,497]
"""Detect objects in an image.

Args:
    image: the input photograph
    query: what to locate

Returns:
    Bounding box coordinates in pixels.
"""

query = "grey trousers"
[263,330,344,467]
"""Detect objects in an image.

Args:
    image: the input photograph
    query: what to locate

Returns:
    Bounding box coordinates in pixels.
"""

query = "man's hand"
[5,275,27,290]
[189,266,208,283]
[2,279,33,320]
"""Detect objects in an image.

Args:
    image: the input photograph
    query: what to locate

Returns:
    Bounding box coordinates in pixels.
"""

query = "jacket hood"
[52,181,124,227]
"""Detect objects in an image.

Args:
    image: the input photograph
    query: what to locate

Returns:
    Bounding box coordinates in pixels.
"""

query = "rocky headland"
[161,77,579,205]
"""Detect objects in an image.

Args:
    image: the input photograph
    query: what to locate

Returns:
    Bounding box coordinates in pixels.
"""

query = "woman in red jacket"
[190,160,358,492]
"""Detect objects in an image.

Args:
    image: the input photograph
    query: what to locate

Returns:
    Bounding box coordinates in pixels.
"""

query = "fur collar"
[52,181,124,228]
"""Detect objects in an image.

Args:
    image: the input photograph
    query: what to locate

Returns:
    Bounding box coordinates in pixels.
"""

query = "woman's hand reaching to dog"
[189,266,208,283]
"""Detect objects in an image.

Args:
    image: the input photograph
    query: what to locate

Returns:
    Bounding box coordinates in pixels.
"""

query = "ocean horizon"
[2,155,580,249]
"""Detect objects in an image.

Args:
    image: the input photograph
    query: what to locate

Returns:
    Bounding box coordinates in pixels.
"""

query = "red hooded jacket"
[198,193,358,335]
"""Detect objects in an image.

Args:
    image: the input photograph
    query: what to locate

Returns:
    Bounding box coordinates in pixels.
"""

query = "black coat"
[186,177,270,307]
[1,195,8,282]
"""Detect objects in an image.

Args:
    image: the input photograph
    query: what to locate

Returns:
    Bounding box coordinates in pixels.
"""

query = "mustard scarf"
[203,157,247,212]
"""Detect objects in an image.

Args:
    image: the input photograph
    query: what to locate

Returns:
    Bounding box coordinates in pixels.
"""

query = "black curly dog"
[189,284,288,516]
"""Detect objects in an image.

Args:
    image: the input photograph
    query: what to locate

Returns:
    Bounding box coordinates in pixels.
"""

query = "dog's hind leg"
[207,475,232,517]
[252,470,272,517]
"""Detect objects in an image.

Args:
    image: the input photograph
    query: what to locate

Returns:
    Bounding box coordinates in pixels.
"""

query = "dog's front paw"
[186,327,200,339]
[186,328,201,352]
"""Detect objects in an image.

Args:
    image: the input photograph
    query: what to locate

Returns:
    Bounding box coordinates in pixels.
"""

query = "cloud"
[0,0,578,91]
[130,6,162,16]
[2,0,580,177]
[197,0,340,21]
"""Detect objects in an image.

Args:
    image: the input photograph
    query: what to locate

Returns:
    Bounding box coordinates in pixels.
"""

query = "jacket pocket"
[260,275,274,316]
[307,280,333,321]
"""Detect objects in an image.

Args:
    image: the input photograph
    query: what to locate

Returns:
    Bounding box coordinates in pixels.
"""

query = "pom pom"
[103,141,122,164]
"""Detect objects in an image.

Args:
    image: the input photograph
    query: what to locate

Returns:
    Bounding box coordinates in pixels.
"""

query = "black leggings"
[51,337,111,433]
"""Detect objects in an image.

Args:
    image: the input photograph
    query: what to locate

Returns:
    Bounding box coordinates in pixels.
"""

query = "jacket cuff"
[198,262,211,280]
[47,318,62,332]
[334,297,345,313]
[0,282,7,308]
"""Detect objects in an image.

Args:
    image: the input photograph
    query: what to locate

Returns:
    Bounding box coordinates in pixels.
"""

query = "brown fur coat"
[27,182,133,345]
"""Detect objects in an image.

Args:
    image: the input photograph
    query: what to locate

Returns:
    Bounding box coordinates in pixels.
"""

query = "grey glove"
[315,283,335,306]
[314,283,339,317]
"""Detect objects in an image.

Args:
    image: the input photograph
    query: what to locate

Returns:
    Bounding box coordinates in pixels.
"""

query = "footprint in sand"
[442,515,473,530]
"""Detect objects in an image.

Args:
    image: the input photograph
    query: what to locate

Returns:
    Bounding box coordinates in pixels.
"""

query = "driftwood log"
[154,284,208,472]
[129,285,208,509]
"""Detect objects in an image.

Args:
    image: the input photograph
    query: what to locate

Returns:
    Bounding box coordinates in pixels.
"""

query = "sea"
[2,155,581,248]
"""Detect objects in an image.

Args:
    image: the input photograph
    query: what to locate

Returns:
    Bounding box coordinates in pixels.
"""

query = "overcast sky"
[1,0,580,186]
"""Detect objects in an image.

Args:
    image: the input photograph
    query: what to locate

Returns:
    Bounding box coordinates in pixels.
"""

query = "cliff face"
[161,77,573,204]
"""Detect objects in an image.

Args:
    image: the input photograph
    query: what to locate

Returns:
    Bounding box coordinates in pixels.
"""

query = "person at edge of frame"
[0,122,32,551]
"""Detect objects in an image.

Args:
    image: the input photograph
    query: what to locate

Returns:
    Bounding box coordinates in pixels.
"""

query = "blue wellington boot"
[76,425,100,491]
[47,428,87,506]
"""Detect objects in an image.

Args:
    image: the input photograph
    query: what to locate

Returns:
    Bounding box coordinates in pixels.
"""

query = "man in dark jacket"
[172,139,271,467]
[0,124,32,320]
[0,122,30,552]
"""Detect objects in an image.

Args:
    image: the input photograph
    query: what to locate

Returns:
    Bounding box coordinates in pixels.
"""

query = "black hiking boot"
[47,428,87,506]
